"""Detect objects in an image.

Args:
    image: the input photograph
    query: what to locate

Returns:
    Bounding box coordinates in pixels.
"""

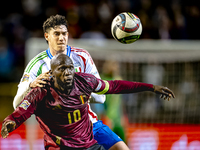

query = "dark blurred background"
[0,0,200,83]
[1,1,200,149]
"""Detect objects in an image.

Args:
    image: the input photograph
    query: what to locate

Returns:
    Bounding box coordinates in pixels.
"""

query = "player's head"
[43,14,69,55]
[50,53,75,92]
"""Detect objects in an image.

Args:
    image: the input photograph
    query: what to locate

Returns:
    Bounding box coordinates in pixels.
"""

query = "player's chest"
[49,88,90,108]
[61,91,89,106]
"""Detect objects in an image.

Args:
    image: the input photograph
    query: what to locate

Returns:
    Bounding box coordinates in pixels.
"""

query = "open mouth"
[64,77,73,83]
[66,78,72,81]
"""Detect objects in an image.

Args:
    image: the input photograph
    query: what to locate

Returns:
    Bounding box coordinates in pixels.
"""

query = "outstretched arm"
[94,80,175,100]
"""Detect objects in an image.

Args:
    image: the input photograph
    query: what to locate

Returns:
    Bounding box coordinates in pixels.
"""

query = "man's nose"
[59,34,64,40]
[64,68,71,75]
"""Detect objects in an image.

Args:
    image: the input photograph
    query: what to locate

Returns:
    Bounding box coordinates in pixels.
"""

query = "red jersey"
[3,72,153,149]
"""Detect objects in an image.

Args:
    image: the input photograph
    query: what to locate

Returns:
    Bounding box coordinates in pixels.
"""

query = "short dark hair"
[43,14,68,33]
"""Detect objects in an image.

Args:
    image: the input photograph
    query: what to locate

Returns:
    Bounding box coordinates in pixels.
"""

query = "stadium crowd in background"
[0,0,200,82]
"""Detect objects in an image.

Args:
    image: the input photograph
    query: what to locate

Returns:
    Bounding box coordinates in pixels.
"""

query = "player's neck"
[50,48,67,56]
[54,82,72,95]
[58,88,72,95]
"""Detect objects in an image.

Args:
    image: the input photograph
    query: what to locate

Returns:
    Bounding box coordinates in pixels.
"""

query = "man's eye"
[59,67,65,71]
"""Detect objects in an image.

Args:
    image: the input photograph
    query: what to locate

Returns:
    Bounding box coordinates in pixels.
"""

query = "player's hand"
[153,85,175,101]
[30,71,51,88]
[1,121,16,139]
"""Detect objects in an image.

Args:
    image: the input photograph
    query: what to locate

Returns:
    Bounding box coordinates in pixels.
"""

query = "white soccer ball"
[111,12,142,44]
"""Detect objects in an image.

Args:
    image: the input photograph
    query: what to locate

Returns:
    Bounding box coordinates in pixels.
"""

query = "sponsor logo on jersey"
[19,100,30,110]
[22,74,30,82]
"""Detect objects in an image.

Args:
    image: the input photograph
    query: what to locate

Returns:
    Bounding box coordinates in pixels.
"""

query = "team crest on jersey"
[52,104,62,110]
[22,74,30,82]
[74,62,82,72]
[56,136,61,145]
[19,100,30,110]
[79,94,87,104]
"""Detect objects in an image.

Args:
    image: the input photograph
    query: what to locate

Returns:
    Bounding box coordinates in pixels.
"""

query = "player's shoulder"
[75,72,97,82]
[75,72,95,77]
[25,50,49,73]
[32,50,48,60]
[74,72,98,90]
[70,46,91,57]
[27,50,48,64]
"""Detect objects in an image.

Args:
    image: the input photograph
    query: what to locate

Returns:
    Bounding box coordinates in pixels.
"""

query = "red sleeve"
[107,80,154,94]
[94,79,154,94]
[3,87,45,129]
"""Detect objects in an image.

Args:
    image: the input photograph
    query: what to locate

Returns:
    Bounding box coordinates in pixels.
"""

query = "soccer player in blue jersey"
[2,54,175,150]
[13,14,130,150]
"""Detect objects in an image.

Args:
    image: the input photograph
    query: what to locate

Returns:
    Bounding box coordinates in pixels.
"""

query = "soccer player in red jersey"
[1,54,175,150]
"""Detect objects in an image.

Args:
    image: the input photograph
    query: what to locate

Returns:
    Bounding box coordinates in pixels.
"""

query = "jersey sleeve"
[76,48,105,103]
[94,79,154,94]
[13,53,46,109]
[84,53,106,103]
[4,88,44,129]
[13,71,36,109]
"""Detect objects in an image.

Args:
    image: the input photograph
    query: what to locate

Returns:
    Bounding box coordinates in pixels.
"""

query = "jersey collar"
[46,45,71,59]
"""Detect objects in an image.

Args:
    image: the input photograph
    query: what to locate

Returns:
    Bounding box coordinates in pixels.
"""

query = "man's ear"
[44,32,48,41]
